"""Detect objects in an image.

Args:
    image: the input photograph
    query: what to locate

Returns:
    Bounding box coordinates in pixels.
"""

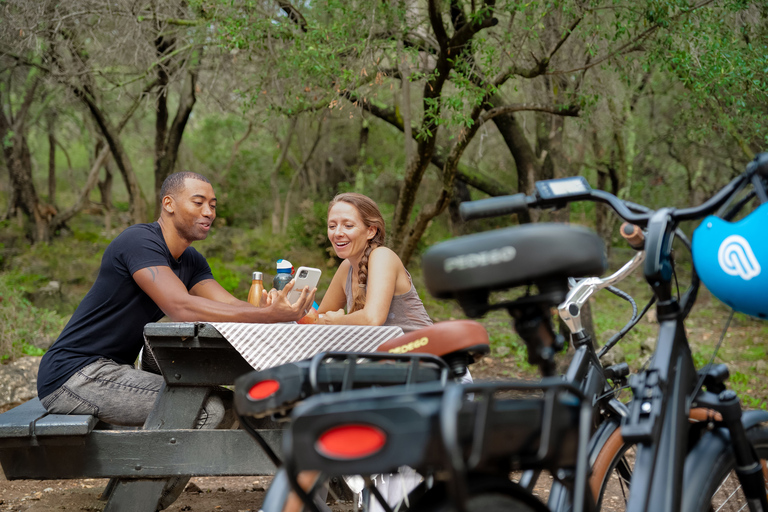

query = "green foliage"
[206,257,244,295]
[644,3,768,147]
[287,199,332,253]
[729,371,768,410]
[0,271,68,363]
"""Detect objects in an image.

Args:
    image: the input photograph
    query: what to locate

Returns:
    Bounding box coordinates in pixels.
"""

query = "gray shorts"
[40,358,226,428]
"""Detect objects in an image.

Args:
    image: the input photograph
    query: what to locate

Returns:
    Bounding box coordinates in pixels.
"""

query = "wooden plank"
[143,385,208,430]
[34,413,100,436]
[0,398,100,438]
[0,428,283,479]
[148,345,253,386]
[0,398,47,437]
[101,479,166,512]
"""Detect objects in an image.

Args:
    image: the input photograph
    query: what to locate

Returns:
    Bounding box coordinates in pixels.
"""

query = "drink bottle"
[273,259,294,291]
[247,271,264,307]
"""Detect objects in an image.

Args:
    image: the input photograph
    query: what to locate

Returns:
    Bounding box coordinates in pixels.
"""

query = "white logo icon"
[718,235,761,280]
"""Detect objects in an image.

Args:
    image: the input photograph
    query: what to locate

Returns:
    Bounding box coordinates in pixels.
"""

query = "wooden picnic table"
[0,321,403,512]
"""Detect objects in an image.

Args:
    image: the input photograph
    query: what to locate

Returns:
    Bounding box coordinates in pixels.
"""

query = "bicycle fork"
[694,387,768,512]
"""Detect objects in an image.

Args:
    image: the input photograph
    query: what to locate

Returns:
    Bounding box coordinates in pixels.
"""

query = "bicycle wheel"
[408,475,549,512]
[683,424,768,512]
[588,424,636,511]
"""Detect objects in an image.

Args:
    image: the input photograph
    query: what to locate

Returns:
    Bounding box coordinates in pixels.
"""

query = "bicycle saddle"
[376,320,489,359]
[422,223,606,301]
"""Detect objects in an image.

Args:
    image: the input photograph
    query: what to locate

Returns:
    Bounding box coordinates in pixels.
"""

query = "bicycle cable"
[693,309,735,396]
[597,383,632,402]
[598,294,656,359]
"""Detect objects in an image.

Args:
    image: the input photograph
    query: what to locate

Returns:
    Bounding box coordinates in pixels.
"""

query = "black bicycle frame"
[458,155,768,512]
[621,204,768,512]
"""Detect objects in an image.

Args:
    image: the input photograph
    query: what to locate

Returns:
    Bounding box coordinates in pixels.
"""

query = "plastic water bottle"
[273,259,294,291]
[247,271,264,307]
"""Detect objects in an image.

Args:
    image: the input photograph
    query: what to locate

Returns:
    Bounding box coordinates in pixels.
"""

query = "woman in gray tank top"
[316,192,433,333]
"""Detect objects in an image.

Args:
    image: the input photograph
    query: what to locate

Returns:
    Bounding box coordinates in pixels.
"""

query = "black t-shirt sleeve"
[116,226,171,277]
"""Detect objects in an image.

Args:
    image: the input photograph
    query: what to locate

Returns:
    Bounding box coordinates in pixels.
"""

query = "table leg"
[103,384,210,511]
[101,479,167,512]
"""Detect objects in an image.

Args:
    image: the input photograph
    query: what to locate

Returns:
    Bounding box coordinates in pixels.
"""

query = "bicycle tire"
[407,474,549,512]
[682,424,768,512]
[588,423,636,511]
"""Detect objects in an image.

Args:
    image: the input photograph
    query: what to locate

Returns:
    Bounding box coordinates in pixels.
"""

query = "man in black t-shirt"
[37,171,316,427]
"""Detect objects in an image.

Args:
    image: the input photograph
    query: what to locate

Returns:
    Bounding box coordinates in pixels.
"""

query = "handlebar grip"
[459,194,529,221]
[620,222,645,250]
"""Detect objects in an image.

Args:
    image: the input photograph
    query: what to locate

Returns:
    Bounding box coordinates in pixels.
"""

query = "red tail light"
[317,424,386,459]
[247,380,280,400]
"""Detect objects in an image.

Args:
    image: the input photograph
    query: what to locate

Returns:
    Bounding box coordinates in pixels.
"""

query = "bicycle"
[278,222,649,512]
[453,152,768,512]
[282,152,768,512]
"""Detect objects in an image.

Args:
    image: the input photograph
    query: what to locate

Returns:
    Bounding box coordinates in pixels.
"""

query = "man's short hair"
[160,172,211,199]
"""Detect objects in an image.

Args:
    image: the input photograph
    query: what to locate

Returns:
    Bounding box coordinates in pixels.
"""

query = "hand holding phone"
[287,266,321,304]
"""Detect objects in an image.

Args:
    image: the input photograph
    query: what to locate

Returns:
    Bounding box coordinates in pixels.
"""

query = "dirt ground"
[0,475,277,512]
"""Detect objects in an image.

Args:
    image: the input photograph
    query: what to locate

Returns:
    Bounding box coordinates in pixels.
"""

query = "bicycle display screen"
[535,176,592,200]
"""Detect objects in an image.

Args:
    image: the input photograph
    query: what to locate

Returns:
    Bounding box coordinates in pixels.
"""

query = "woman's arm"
[317,259,350,314]
[319,247,403,326]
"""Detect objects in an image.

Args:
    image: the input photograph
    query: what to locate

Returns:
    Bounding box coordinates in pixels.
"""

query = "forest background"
[1,0,767,407]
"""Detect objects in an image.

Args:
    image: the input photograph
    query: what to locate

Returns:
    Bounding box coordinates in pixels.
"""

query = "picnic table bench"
[0,321,404,511]
[0,322,284,511]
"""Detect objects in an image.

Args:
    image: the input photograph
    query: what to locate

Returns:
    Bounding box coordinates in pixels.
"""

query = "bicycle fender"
[680,412,768,512]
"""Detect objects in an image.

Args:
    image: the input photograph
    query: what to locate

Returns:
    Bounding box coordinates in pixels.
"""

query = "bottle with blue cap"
[273,259,294,291]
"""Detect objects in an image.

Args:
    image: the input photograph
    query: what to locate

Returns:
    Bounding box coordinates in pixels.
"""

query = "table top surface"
[144,321,405,373]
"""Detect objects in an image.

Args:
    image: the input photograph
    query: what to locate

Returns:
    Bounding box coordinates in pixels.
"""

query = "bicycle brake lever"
[558,251,646,334]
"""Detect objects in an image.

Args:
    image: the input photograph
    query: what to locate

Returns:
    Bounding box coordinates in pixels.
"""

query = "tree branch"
[428,0,450,53]
[222,122,254,175]
[549,0,718,76]
[478,103,580,124]
[275,0,309,32]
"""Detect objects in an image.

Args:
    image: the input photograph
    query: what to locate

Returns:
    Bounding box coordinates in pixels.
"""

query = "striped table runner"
[210,323,404,371]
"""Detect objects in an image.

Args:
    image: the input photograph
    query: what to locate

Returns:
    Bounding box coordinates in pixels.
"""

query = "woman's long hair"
[328,193,386,313]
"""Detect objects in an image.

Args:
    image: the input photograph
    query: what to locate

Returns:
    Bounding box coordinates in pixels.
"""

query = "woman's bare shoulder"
[369,245,399,261]
[369,246,406,273]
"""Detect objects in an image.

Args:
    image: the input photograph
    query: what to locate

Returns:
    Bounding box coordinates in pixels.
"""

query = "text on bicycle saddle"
[376,320,489,359]
[422,223,607,301]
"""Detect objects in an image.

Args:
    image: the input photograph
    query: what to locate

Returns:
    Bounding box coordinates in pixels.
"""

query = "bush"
[0,272,68,363]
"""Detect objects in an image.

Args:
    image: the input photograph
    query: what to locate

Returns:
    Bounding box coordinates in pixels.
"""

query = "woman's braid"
[351,240,380,313]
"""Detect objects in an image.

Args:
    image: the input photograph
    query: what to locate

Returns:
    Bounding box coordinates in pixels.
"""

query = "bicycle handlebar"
[460,153,768,225]
[458,193,531,220]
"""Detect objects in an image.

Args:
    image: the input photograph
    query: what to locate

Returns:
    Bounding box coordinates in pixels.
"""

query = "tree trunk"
[271,118,298,234]
[153,42,170,218]
[282,119,324,233]
[154,70,198,217]
[448,179,471,236]
[73,86,146,224]
[47,110,57,205]
[99,155,115,232]
[486,98,540,224]
[0,78,48,242]
[354,119,370,192]
[50,90,146,234]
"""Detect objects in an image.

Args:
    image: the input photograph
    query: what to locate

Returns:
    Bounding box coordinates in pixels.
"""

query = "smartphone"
[287,266,321,304]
